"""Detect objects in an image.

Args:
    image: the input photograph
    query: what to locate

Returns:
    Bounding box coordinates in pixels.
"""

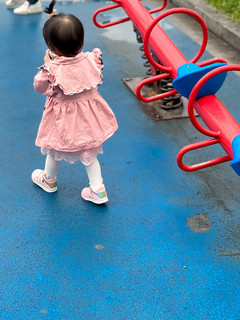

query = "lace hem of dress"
[41,146,103,165]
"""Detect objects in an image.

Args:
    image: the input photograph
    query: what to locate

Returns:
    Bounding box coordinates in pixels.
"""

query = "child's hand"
[44,50,51,64]
[47,9,57,17]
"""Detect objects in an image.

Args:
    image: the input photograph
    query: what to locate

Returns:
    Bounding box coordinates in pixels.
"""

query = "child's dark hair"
[43,2,84,57]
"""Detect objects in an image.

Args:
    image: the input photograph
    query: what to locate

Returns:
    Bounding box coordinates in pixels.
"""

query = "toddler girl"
[32,7,118,204]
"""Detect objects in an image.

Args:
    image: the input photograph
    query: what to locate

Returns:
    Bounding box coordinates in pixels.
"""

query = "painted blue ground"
[0,1,239,319]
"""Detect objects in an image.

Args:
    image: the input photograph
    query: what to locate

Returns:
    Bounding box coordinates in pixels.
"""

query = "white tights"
[44,154,103,190]
[44,153,60,179]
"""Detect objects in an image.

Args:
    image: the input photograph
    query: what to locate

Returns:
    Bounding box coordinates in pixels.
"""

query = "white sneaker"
[6,0,24,9]
[13,0,42,14]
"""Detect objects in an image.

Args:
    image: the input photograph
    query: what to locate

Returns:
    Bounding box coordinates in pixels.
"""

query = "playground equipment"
[93,0,240,176]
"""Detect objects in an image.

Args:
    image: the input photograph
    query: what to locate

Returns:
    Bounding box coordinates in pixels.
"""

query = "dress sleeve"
[92,48,103,71]
[33,67,55,96]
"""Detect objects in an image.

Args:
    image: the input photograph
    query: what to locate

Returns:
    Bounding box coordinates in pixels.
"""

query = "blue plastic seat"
[172,62,227,99]
[231,135,240,176]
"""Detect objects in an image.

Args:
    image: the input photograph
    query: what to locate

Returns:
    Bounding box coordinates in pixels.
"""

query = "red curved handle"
[177,138,231,171]
[188,64,240,137]
[93,4,128,28]
[149,0,168,15]
[197,57,227,67]
[143,8,208,72]
[136,73,179,102]
[93,0,168,28]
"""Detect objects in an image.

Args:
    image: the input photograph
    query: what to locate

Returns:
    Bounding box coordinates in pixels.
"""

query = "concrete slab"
[169,0,240,53]
[122,77,190,121]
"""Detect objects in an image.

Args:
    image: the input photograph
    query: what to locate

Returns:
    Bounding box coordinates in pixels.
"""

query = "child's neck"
[51,48,79,58]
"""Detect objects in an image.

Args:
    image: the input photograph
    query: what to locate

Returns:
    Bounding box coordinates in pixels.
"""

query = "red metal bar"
[93,1,240,173]
[127,5,209,103]
[114,0,188,77]
[177,138,232,172]
[93,0,168,29]
[197,57,227,67]
[93,1,208,76]
[188,65,240,158]
[93,4,128,28]
[143,8,208,73]
[136,72,180,102]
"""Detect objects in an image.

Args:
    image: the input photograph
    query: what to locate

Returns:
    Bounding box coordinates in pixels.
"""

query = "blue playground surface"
[0,0,240,319]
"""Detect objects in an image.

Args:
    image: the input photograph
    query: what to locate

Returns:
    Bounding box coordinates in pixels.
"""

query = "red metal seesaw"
[177,64,240,174]
[93,0,240,176]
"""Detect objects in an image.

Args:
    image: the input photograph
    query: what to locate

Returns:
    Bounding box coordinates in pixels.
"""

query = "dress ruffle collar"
[40,49,103,95]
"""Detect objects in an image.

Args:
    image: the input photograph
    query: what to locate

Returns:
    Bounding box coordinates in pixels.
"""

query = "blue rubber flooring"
[0,1,239,319]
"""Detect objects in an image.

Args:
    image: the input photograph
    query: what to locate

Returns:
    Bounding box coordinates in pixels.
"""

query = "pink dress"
[34,48,118,165]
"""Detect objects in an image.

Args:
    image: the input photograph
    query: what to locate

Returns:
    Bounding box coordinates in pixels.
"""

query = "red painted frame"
[177,65,240,171]
[93,0,240,173]
[93,0,168,28]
